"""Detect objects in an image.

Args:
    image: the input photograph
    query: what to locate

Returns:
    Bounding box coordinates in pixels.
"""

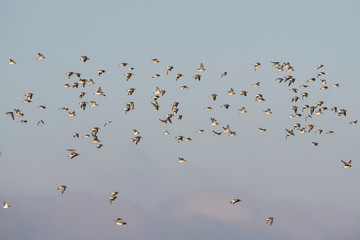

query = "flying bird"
[341,160,352,168]
[265,217,274,226]
[57,185,67,194]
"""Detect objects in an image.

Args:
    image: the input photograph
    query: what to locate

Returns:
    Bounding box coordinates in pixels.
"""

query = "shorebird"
[79,92,86,98]
[98,70,105,76]
[166,66,173,75]
[57,185,67,194]
[163,131,170,135]
[9,59,16,64]
[223,125,231,133]
[68,111,76,117]
[213,131,222,136]
[221,72,227,77]
[115,221,127,226]
[227,88,235,95]
[239,91,248,96]
[310,142,319,146]
[341,160,352,168]
[264,109,272,115]
[230,199,241,204]
[210,118,219,126]
[350,120,358,125]
[209,94,218,101]
[119,62,128,66]
[152,59,160,64]
[175,74,183,81]
[221,104,230,109]
[80,56,89,62]
[180,85,188,90]
[36,53,45,60]
[252,82,260,87]
[67,149,79,159]
[258,128,266,132]
[78,56,89,63]
[178,158,186,163]
[317,64,324,70]
[104,121,112,127]
[90,101,98,107]
[152,74,160,78]
[132,136,142,145]
[125,73,133,81]
[109,196,117,204]
[196,130,204,133]
[253,62,260,71]
[37,120,44,125]
[265,217,274,226]
[193,74,201,81]
[198,63,206,72]
[133,129,140,135]
[332,83,340,88]
[127,88,136,95]
[2,201,10,209]
[5,112,14,120]
[238,107,247,114]
[175,136,184,143]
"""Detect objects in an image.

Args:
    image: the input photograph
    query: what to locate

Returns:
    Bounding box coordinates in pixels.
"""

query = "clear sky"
[1,0,360,239]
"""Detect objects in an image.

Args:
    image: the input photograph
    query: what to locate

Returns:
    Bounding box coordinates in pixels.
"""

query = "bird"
[79,92,86,98]
[193,74,201,81]
[98,70,106,76]
[104,121,112,127]
[57,185,67,194]
[252,82,260,87]
[127,88,136,95]
[317,64,324,70]
[34,53,46,61]
[341,160,352,168]
[132,136,142,145]
[253,62,260,71]
[37,120,44,125]
[133,129,140,135]
[119,62,128,66]
[166,66,173,75]
[227,88,235,95]
[265,217,274,226]
[5,112,14,120]
[67,149,79,159]
[264,109,272,115]
[115,221,127,226]
[310,142,319,146]
[80,56,90,62]
[221,72,227,77]
[151,59,160,64]
[221,104,230,109]
[9,59,16,65]
[180,85,188,90]
[350,120,358,125]
[239,91,248,96]
[230,199,241,204]
[210,118,219,126]
[109,196,117,204]
[198,63,206,72]
[125,73,133,81]
[2,201,10,209]
[175,136,184,143]
[152,74,160,78]
[178,158,186,163]
[239,107,247,114]
[258,128,266,132]
[68,111,76,117]
[175,74,183,81]
[209,94,218,101]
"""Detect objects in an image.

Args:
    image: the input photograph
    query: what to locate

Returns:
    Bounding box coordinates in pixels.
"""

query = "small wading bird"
[341,160,352,168]
[57,185,67,194]
[230,199,241,204]
[265,217,274,226]
[3,201,10,209]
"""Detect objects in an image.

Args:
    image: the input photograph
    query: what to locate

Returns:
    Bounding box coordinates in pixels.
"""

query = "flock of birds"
[2,54,357,228]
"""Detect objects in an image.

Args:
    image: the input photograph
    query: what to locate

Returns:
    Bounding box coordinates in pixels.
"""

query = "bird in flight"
[198,63,206,72]
[230,199,241,204]
[57,185,67,194]
[265,217,274,226]
[341,160,352,168]
[2,201,10,209]
[36,53,45,60]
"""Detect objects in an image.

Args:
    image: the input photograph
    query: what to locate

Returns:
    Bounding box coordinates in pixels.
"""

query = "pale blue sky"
[1,0,360,239]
